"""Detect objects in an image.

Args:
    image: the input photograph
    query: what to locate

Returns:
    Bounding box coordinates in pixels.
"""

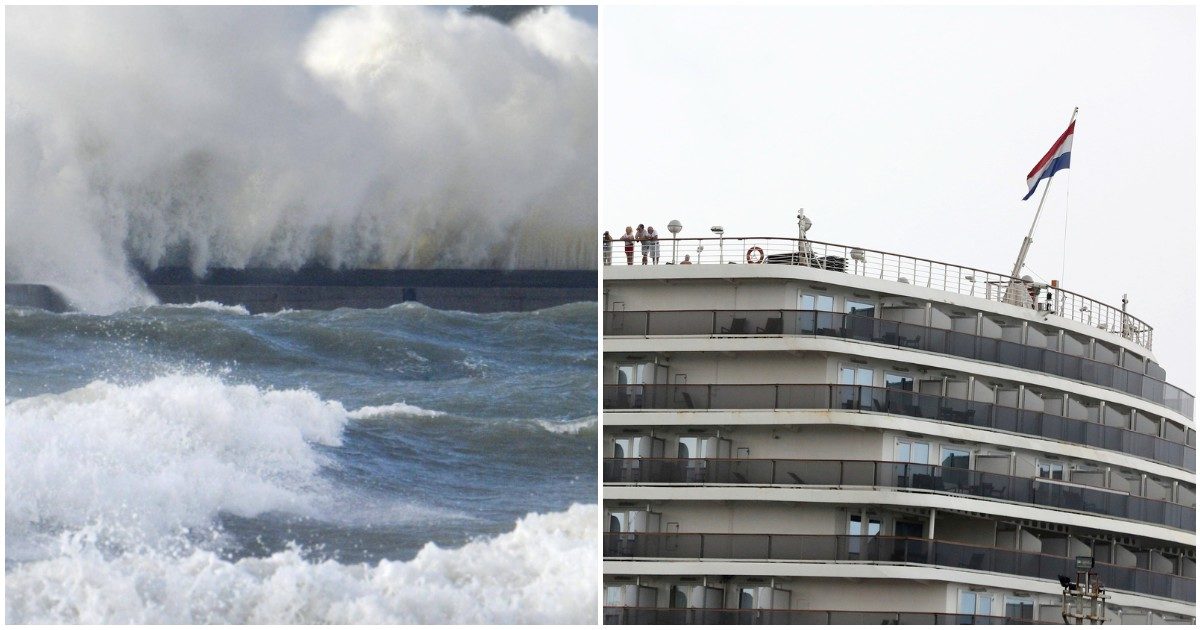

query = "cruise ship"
[601,219,1195,624]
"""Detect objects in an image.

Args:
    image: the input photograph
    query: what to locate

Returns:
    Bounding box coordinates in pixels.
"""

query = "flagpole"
[1006,107,1078,305]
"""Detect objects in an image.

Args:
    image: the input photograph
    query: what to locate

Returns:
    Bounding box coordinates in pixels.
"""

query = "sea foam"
[5,375,347,545]
[6,504,598,624]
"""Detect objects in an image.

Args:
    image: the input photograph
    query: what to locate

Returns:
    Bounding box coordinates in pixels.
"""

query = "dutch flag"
[1024,120,1075,200]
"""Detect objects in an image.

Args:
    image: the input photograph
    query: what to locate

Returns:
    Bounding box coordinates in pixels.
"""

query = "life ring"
[746,246,765,264]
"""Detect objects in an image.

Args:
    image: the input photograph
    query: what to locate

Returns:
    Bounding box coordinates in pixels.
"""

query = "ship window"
[609,512,626,532]
[738,587,755,609]
[839,365,875,408]
[885,372,914,391]
[896,439,930,464]
[679,436,711,458]
[670,586,688,609]
[1004,596,1034,620]
[958,591,994,616]
[838,365,874,386]
[847,514,881,536]
[848,514,881,559]
[941,446,971,469]
[614,437,643,459]
[958,591,975,614]
[605,586,623,606]
[617,364,634,385]
[800,293,834,312]
[1037,461,1064,480]
[845,298,876,316]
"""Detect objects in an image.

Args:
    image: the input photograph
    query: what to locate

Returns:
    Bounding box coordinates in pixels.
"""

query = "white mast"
[1005,107,1078,307]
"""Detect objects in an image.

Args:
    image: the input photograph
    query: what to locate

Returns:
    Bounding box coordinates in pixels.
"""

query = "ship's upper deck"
[606,235,1155,351]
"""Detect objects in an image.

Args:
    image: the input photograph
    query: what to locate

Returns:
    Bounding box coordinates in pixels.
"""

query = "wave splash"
[5,504,598,624]
[5,375,347,548]
[5,374,597,623]
[6,6,597,313]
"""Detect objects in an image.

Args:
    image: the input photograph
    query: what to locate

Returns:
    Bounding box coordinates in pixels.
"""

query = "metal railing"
[603,458,1196,531]
[604,309,1194,419]
[606,236,1154,350]
[602,383,1196,472]
[603,533,1195,603]
[602,606,1050,625]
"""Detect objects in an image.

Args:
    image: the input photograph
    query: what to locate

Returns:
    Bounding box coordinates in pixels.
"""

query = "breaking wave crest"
[347,402,446,419]
[6,505,597,624]
[5,375,347,548]
[5,374,597,623]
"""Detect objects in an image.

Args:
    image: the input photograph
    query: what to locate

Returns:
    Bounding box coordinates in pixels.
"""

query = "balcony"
[602,458,1196,531]
[603,533,1195,603]
[604,235,1154,351]
[603,309,1194,419]
[602,383,1195,472]
[602,607,1049,625]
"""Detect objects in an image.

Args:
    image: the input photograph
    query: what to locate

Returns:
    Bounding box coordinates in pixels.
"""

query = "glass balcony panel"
[997,340,1023,368]
[729,534,770,559]
[776,384,830,409]
[602,533,1196,603]
[607,382,1191,469]
[710,384,775,409]
[1021,346,1044,371]
[647,310,711,335]
[947,330,975,358]
[604,310,649,335]
[633,307,1195,412]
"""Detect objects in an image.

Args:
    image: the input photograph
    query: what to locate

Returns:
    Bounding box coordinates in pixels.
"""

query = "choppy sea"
[5,300,597,623]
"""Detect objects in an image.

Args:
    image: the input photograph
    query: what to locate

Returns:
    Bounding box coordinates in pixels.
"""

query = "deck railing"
[602,383,1195,472]
[603,533,1195,603]
[602,607,1050,625]
[604,236,1154,350]
[603,458,1196,531]
[603,309,1193,419]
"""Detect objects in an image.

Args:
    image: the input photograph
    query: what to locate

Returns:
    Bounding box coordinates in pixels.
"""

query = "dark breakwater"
[139,266,596,313]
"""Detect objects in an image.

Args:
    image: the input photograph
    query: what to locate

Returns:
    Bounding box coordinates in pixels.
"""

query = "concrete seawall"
[6,268,596,314]
[6,284,71,312]
[139,267,596,313]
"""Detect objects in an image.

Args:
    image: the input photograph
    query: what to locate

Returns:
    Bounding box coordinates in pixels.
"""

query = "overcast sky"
[602,5,1196,390]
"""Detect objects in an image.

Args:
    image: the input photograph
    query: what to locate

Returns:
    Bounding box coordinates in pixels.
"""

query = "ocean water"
[5,301,598,623]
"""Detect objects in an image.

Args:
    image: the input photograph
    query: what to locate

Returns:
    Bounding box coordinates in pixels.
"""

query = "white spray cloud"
[6,6,597,313]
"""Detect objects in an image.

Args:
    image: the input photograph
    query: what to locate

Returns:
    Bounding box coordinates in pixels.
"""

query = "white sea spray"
[5,504,598,624]
[6,6,597,313]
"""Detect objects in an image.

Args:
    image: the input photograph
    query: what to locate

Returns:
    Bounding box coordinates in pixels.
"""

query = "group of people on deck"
[602,224,687,265]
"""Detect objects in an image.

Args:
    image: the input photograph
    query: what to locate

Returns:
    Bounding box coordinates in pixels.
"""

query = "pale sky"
[602,5,1196,391]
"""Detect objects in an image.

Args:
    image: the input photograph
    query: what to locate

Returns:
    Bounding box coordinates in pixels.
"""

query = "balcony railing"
[604,533,1195,603]
[603,309,1194,419]
[602,383,1196,472]
[603,458,1196,531]
[606,235,1154,350]
[602,607,1050,625]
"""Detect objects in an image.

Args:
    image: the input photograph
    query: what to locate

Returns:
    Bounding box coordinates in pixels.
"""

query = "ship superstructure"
[601,228,1195,624]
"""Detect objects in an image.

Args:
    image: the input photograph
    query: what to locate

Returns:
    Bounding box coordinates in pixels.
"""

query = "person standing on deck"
[646,226,660,264]
[635,224,648,265]
[621,226,635,265]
